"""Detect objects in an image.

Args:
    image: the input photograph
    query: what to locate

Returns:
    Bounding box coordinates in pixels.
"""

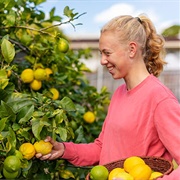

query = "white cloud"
[93,3,169,33]
[94,3,136,23]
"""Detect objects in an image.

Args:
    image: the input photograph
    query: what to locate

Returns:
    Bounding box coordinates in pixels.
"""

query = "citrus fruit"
[34,68,47,81]
[3,155,21,173]
[108,168,125,180]
[57,38,69,53]
[124,156,145,173]
[7,70,12,77]
[110,171,134,180]
[49,88,59,100]
[90,165,109,180]
[129,163,152,180]
[34,140,53,155]
[83,111,95,123]
[45,68,53,80]
[19,142,36,160]
[30,79,42,91]
[20,68,34,83]
[3,168,19,179]
[149,171,163,180]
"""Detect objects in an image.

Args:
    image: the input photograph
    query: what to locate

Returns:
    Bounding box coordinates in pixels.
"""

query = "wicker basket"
[86,156,173,180]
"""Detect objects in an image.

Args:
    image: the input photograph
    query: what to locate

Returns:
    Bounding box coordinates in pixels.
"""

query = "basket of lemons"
[86,156,173,180]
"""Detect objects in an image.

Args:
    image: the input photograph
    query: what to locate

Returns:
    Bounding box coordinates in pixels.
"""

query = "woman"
[36,14,180,179]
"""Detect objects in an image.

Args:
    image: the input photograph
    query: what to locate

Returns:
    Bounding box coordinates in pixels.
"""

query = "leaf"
[0,101,16,121]
[0,78,9,89]
[6,127,16,153]
[0,117,8,132]
[60,97,76,111]
[18,105,34,124]
[31,118,44,140]
[55,127,67,141]
[1,38,15,64]
[2,11,16,26]
[49,7,55,18]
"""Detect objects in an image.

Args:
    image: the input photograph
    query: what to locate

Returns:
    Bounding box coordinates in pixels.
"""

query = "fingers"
[35,153,42,158]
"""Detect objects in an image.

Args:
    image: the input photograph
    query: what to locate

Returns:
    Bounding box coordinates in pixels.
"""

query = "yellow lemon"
[110,171,134,180]
[7,70,12,77]
[83,111,96,123]
[129,163,152,180]
[124,156,145,173]
[149,171,163,180]
[34,68,47,81]
[3,155,21,173]
[30,79,42,91]
[19,143,36,160]
[20,68,34,83]
[34,140,53,155]
[108,168,125,180]
[49,88,59,100]
[90,165,109,180]
[45,68,53,80]
[57,38,69,53]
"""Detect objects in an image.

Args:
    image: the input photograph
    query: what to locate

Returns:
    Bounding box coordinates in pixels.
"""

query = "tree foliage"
[0,0,110,179]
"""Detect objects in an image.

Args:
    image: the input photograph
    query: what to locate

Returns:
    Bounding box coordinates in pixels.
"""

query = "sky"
[39,0,180,38]
[39,0,180,70]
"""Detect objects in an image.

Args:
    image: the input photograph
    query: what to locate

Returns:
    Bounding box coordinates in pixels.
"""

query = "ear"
[128,42,137,58]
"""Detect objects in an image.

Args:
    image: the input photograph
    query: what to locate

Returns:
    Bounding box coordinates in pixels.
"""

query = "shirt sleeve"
[154,97,180,179]
[61,121,106,166]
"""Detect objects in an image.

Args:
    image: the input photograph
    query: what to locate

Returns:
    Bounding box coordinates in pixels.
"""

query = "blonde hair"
[101,14,167,77]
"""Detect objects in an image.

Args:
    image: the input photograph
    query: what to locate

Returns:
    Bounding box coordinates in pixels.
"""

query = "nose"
[100,57,108,66]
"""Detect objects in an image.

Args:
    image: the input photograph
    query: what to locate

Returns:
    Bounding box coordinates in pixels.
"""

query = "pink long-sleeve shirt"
[62,74,180,179]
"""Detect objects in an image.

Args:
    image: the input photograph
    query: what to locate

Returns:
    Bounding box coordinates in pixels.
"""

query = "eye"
[104,51,111,56]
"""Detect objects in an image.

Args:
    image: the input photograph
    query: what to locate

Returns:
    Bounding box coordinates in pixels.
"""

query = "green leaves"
[1,38,15,64]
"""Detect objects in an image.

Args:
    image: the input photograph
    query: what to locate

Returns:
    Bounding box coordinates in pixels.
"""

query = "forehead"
[99,31,120,50]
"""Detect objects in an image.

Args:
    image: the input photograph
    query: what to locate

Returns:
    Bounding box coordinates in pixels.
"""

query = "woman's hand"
[35,136,65,160]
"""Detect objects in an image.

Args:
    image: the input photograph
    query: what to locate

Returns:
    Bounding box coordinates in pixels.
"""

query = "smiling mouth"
[107,66,114,73]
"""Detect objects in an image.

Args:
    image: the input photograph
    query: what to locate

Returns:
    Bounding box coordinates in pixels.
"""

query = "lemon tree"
[0,0,110,179]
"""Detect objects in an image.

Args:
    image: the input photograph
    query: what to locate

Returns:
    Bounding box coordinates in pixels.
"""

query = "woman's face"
[99,31,132,79]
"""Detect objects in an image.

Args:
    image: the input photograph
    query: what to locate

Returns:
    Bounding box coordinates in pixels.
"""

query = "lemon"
[3,155,21,173]
[7,70,12,77]
[49,88,59,100]
[34,68,47,81]
[34,140,53,155]
[19,142,36,160]
[108,168,125,180]
[83,111,96,123]
[110,171,134,180]
[3,168,19,179]
[45,68,53,80]
[124,156,145,173]
[90,165,109,180]
[129,163,152,180]
[149,171,163,180]
[30,79,42,91]
[20,68,34,83]
[57,38,69,53]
